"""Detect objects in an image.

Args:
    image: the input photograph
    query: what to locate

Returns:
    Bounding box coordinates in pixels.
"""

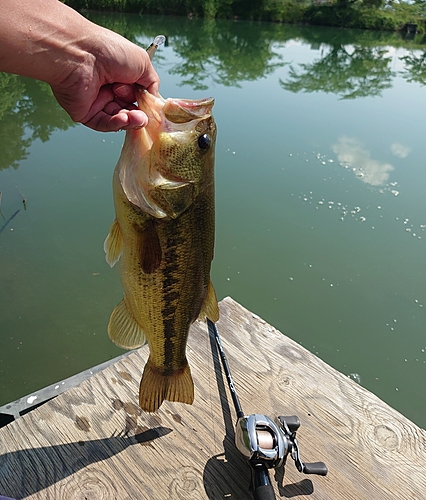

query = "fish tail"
[139,357,194,412]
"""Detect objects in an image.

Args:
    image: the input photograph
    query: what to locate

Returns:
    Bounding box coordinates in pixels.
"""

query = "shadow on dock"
[0,427,172,498]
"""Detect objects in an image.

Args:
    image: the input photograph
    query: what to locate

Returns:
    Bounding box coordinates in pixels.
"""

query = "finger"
[124,110,149,129]
[104,100,139,116]
[79,85,115,124]
[113,83,159,105]
[113,83,136,103]
[83,109,148,132]
[113,96,138,111]
[144,80,160,97]
[104,101,122,116]
[134,51,160,95]
[80,86,139,128]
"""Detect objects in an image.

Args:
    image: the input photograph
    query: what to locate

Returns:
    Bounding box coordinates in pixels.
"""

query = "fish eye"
[197,134,211,151]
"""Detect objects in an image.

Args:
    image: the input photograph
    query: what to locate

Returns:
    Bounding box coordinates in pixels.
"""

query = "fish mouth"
[135,87,214,148]
[118,88,215,219]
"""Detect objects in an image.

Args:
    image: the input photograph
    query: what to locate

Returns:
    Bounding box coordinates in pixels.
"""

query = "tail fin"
[139,357,194,412]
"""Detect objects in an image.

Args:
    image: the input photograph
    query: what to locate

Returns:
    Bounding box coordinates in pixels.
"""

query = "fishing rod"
[207,318,328,500]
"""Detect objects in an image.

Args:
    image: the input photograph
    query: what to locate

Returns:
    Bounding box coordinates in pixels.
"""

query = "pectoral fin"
[198,280,219,322]
[108,297,147,349]
[104,219,123,268]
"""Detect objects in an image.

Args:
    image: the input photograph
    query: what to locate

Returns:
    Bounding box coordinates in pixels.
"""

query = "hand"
[51,28,160,133]
[0,0,160,133]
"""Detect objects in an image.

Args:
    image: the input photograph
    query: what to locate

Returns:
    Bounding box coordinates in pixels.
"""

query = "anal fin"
[198,279,219,323]
[139,357,194,412]
[108,297,146,349]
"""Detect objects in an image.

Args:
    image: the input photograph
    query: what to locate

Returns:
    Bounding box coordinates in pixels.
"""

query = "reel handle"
[251,464,276,500]
[302,462,328,476]
[277,415,300,432]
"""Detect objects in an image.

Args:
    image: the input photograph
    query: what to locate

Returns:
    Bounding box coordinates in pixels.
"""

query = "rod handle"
[254,484,276,500]
[251,466,276,500]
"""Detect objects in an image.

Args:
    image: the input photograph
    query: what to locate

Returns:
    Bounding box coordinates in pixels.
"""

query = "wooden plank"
[0,296,425,499]
[0,352,133,420]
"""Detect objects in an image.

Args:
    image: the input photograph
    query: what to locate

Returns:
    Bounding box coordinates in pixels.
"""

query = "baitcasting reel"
[235,413,328,475]
[207,318,327,500]
[235,413,327,498]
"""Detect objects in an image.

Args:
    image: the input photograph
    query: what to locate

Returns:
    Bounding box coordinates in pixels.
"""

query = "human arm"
[0,0,160,132]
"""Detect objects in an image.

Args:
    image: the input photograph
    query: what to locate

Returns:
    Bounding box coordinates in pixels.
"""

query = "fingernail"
[114,85,127,96]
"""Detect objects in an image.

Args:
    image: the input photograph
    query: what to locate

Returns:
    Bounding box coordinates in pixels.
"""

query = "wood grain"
[0,297,424,499]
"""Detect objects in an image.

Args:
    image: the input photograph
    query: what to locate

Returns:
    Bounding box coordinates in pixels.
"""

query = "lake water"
[1,14,425,428]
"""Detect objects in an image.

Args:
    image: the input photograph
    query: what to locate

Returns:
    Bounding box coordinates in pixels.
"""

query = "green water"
[1,14,425,428]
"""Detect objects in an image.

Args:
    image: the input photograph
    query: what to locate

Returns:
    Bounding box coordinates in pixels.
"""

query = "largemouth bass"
[104,87,219,412]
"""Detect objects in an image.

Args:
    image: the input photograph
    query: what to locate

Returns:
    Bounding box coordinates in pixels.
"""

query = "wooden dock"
[0,297,425,499]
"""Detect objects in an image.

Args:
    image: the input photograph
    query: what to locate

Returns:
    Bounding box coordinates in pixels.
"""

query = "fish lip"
[135,87,214,129]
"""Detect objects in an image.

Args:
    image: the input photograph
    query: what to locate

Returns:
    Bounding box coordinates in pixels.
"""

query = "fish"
[104,87,219,412]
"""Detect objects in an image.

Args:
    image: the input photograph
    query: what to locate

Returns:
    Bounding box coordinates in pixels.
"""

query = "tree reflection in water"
[280,45,395,99]
[0,74,73,171]
[2,14,426,171]
[400,50,426,86]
